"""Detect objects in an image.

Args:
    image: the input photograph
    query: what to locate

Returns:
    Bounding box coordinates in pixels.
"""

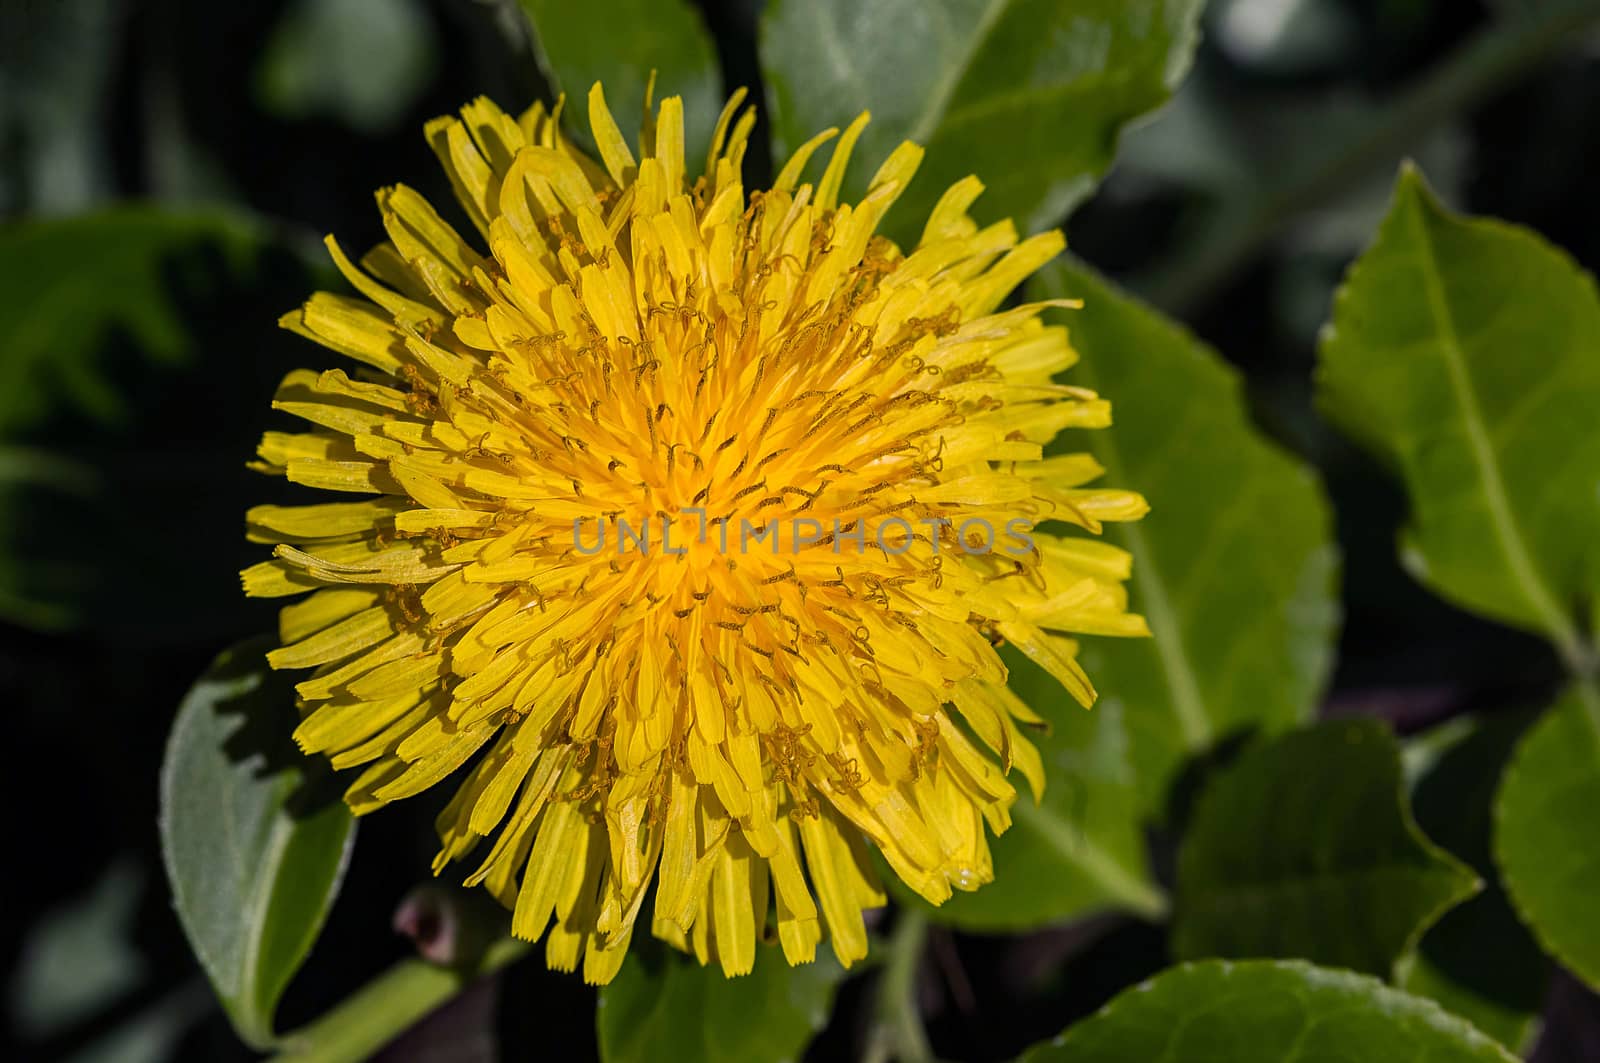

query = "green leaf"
[11,862,147,1038]
[1317,165,1600,659]
[160,638,356,1049]
[0,208,259,437]
[518,0,722,167]
[1020,959,1518,1063]
[1495,685,1600,992]
[913,646,1164,930]
[0,207,314,638]
[255,0,437,134]
[1400,712,1548,1052]
[0,0,123,212]
[60,987,213,1063]
[1173,718,1479,977]
[1036,260,1339,818]
[759,0,1204,243]
[596,946,844,1063]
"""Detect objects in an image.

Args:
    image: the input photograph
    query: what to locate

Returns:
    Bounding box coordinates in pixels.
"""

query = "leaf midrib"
[904,0,1010,147]
[1405,193,1600,730]
[237,787,298,1043]
[1012,796,1167,918]
[1051,289,1213,751]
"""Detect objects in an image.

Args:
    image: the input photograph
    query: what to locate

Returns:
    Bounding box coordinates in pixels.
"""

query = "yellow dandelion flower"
[244,83,1150,985]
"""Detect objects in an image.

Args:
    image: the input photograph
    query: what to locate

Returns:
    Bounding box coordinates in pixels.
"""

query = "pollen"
[244,83,1150,984]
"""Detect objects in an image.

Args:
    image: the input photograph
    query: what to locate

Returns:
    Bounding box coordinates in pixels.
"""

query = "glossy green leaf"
[160,639,356,1049]
[1495,685,1600,991]
[1174,718,1479,977]
[0,207,315,638]
[596,946,843,1063]
[1318,164,1600,657]
[518,0,721,167]
[1020,960,1518,1063]
[913,646,1163,930]
[1400,712,1547,1052]
[1036,260,1339,818]
[759,0,1204,243]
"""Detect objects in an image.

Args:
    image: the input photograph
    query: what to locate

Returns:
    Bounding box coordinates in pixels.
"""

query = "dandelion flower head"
[245,83,1149,984]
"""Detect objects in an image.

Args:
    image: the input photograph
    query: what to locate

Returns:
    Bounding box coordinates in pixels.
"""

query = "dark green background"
[3,1,1598,1060]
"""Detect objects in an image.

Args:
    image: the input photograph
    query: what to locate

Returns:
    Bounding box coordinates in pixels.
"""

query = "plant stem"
[1144,0,1600,313]
[1530,600,1600,737]
[865,910,935,1063]
[270,938,530,1063]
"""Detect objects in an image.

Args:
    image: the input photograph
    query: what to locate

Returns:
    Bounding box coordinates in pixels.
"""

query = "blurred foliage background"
[4,0,1600,1060]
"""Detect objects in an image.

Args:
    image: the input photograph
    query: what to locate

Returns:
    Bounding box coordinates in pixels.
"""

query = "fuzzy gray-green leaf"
[160,639,355,1049]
